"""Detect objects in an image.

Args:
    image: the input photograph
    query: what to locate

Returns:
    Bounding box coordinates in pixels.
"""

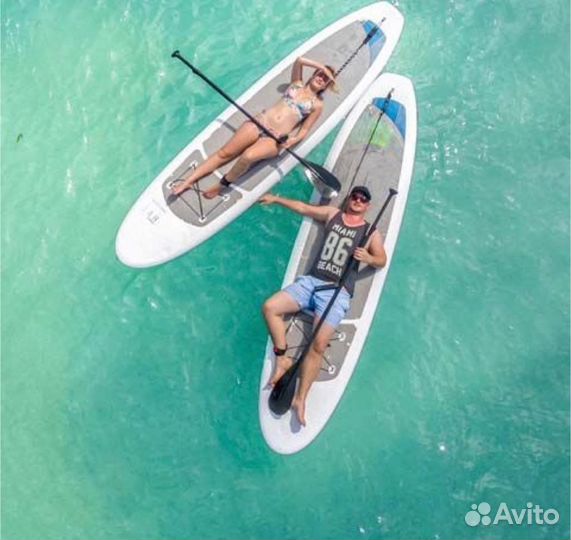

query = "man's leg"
[262,291,301,386]
[292,286,350,425]
[292,323,336,426]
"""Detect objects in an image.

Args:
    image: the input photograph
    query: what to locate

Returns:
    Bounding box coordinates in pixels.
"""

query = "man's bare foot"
[269,355,293,387]
[292,396,306,426]
[203,183,223,199]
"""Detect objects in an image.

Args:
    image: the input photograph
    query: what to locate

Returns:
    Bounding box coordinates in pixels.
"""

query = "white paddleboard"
[116,2,403,268]
[259,73,418,454]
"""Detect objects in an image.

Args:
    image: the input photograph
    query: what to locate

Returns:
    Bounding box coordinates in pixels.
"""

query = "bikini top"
[282,82,316,121]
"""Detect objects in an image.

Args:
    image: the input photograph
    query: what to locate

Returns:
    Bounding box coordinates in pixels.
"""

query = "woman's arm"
[290,56,329,83]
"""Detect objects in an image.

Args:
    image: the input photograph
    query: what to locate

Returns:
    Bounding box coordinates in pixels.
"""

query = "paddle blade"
[303,162,341,199]
[269,364,298,415]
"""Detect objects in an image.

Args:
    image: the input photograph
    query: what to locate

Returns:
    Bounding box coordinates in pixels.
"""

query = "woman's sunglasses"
[314,70,333,83]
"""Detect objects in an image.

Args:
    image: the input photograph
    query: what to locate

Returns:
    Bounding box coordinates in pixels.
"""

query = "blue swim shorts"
[283,275,350,329]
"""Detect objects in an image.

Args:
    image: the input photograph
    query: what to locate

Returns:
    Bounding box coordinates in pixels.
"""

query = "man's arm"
[353,230,387,268]
[259,193,337,223]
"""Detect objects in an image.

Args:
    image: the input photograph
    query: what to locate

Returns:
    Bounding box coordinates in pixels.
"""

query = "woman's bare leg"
[203,137,280,198]
[172,122,260,195]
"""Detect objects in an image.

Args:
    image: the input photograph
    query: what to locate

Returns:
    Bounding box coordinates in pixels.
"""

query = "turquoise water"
[1,0,569,539]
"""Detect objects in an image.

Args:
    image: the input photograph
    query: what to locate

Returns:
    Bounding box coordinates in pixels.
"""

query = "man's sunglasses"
[350,193,370,204]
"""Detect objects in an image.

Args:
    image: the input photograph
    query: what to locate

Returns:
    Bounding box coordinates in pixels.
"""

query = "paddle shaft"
[269,187,398,411]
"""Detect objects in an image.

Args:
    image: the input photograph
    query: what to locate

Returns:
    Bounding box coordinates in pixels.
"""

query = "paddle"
[269,187,398,415]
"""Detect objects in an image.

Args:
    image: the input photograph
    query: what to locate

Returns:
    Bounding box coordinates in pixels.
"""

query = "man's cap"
[350,185,372,201]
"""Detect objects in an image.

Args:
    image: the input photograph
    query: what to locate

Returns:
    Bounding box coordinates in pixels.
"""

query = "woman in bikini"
[171,57,336,199]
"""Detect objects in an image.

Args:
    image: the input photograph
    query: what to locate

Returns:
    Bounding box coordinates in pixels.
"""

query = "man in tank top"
[260,186,387,426]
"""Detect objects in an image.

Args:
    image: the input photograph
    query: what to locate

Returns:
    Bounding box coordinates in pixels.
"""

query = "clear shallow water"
[1,1,569,539]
